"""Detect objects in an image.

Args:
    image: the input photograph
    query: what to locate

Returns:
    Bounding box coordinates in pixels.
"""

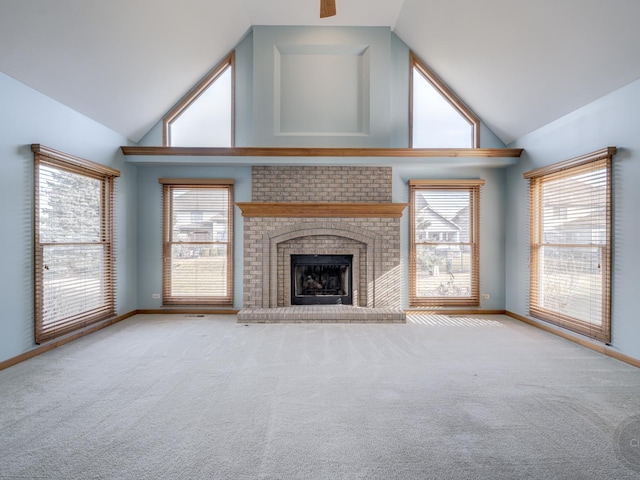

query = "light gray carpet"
[1,314,639,479]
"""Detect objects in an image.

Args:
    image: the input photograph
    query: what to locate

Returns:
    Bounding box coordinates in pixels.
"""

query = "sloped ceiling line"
[1,0,640,144]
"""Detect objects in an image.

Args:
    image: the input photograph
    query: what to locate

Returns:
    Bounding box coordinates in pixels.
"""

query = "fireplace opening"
[291,254,353,305]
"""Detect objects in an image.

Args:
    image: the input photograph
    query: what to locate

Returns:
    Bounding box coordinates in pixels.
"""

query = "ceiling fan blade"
[320,0,336,18]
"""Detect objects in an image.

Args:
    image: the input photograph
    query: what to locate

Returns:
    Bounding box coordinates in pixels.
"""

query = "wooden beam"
[121,146,523,158]
[236,202,409,218]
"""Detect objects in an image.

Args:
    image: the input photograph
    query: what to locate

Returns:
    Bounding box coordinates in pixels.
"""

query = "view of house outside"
[414,189,472,298]
[168,187,230,299]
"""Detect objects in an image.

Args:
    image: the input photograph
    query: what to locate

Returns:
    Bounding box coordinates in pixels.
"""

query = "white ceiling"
[1,0,640,144]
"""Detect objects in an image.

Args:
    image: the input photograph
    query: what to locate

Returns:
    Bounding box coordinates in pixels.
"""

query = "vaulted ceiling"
[1,0,639,145]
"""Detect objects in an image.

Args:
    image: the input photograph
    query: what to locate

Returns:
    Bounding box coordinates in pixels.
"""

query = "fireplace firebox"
[291,254,352,305]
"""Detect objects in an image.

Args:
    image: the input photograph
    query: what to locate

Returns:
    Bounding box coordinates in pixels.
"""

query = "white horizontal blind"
[34,146,118,343]
[409,180,483,307]
[161,181,234,305]
[527,152,612,342]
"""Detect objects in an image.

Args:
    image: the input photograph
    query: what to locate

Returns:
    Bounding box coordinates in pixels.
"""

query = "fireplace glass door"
[291,255,352,305]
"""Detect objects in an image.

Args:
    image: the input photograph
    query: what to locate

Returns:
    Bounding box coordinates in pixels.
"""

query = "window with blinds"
[33,144,119,344]
[160,179,234,305]
[525,147,615,343]
[409,180,484,306]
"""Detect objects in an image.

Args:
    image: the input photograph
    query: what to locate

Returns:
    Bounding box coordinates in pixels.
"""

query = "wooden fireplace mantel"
[236,202,409,218]
[121,146,523,158]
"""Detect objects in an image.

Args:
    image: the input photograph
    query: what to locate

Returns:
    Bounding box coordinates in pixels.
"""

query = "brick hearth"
[237,306,406,323]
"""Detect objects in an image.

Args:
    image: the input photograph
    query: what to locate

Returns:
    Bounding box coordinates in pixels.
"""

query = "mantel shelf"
[121,146,523,158]
[236,202,409,218]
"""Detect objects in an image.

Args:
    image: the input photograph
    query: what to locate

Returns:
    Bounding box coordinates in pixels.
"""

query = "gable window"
[163,52,234,147]
[410,52,480,148]
[160,179,234,305]
[409,180,484,306]
[525,148,615,343]
[33,144,119,344]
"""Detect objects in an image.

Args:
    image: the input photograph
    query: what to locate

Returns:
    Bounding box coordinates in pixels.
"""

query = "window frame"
[409,179,484,307]
[524,147,615,343]
[162,51,235,147]
[410,52,480,148]
[32,144,120,344]
[160,178,234,306]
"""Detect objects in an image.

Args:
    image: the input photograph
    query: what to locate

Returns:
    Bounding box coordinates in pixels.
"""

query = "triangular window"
[163,52,234,147]
[411,52,479,148]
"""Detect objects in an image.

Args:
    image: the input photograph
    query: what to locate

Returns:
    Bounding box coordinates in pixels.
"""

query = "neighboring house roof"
[417,205,461,233]
[172,190,228,213]
[451,205,469,226]
[546,208,606,231]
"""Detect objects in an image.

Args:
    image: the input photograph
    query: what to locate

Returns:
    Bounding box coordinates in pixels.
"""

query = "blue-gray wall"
[133,27,509,315]
[11,24,635,365]
[138,28,504,149]
[394,166,507,311]
[136,165,251,310]
[505,77,640,360]
[0,71,137,363]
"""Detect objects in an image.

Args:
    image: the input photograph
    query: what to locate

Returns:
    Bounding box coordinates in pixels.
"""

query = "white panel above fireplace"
[253,26,391,147]
[275,44,370,136]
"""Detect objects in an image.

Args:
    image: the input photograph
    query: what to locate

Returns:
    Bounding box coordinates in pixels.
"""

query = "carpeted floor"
[1,314,639,479]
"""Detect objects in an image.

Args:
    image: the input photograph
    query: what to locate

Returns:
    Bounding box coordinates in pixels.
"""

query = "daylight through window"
[33,145,119,344]
[525,148,614,342]
[163,52,234,147]
[161,179,234,305]
[409,180,484,306]
[410,52,479,148]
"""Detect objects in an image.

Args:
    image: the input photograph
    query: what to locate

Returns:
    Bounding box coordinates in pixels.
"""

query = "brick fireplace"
[237,166,406,323]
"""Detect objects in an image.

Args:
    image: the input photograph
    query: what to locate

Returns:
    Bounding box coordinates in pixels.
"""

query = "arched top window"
[410,52,480,148]
[163,52,234,147]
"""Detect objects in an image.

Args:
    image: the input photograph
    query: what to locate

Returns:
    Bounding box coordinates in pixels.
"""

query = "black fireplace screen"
[291,254,352,305]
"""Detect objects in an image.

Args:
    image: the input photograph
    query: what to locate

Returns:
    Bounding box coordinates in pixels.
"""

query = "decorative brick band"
[262,222,381,308]
[252,166,392,203]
